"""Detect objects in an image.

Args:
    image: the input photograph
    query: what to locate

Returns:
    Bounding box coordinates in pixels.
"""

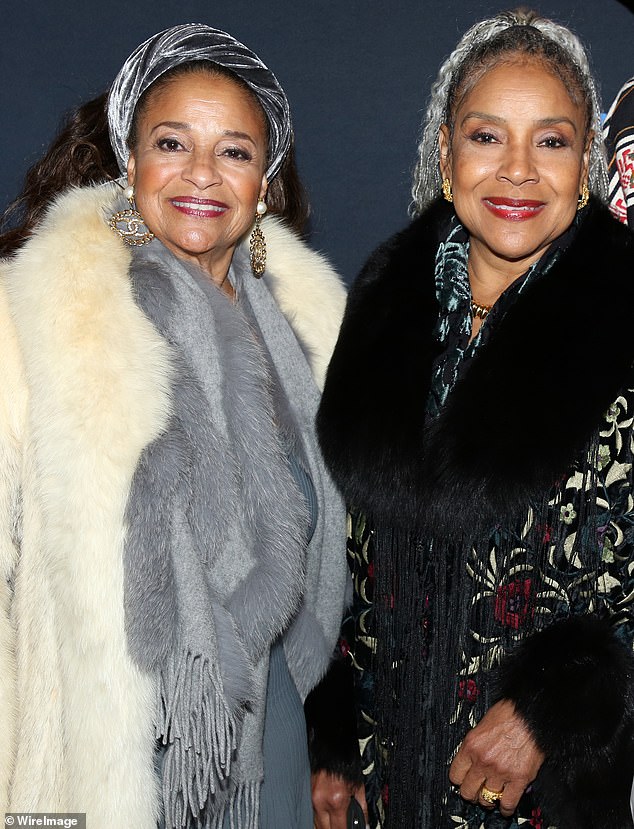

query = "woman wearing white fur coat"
[0,24,347,829]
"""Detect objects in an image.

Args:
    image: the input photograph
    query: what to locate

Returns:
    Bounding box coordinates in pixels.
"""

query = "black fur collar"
[318,198,634,535]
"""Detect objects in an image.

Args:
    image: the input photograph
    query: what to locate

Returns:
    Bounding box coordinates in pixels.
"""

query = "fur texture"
[318,198,634,537]
[0,269,23,809]
[498,616,634,828]
[0,182,346,823]
[304,657,363,783]
[317,196,634,825]
[263,216,344,389]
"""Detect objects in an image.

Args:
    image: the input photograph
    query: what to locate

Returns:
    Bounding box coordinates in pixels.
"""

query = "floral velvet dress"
[338,215,634,829]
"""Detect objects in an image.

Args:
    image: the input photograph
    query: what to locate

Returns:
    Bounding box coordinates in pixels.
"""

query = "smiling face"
[439,58,592,282]
[127,70,268,282]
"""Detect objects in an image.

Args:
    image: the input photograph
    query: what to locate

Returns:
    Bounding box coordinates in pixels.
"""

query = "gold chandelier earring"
[442,178,453,203]
[250,199,267,277]
[109,185,154,246]
[577,183,590,211]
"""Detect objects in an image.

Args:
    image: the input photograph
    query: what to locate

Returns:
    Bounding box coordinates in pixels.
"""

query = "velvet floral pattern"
[344,382,634,828]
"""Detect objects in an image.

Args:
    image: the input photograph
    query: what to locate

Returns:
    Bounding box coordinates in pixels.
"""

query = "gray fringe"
[158,652,239,828]
[222,782,260,829]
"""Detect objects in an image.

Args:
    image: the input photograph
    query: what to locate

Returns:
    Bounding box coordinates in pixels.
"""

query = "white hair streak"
[410,8,608,216]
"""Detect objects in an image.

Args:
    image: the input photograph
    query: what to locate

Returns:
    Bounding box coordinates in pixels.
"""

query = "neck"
[468,255,527,309]
[467,263,514,307]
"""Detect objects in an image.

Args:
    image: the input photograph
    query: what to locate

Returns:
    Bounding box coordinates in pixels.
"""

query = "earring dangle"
[109,185,154,246]
[442,178,453,203]
[577,183,590,211]
[250,199,268,277]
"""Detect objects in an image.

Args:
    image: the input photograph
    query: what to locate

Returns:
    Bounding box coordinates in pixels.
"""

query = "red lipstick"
[170,197,229,217]
[483,197,545,221]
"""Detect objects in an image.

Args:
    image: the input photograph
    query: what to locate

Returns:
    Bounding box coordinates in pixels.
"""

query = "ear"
[438,124,452,181]
[127,153,136,187]
[259,174,268,202]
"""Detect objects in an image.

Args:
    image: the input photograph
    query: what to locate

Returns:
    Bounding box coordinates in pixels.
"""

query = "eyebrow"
[150,121,257,142]
[461,112,579,131]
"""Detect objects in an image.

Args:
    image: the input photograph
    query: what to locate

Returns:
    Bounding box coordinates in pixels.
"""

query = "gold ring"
[480,785,504,804]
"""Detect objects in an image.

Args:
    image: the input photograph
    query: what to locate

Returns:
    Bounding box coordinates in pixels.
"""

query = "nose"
[496,140,539,187]
[182,150,222,189]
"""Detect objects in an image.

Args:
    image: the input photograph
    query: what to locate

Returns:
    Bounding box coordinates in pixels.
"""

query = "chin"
[175,237,219,257]
[493,236,552,264]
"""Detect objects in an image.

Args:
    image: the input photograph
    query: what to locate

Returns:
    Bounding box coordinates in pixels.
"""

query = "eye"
[156,137,183,152]
[221,146,253,162]
[469,130,499,144]
[539,135,569,149]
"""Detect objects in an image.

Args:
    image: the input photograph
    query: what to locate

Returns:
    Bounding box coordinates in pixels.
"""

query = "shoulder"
[343,199,450,322]
[262,215,346,317]
[570,198,634,260]
[357,199,450,282]
[5,183,133,345]
[6,182,130,302]
[2,184,169,431]
[329,200,452,365]
[16,181,124,249]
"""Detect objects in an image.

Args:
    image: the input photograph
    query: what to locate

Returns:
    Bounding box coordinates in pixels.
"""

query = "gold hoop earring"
[577,183,590,211]
[442,178,453,203]
[250,199,267,277]
[109,185,154,246]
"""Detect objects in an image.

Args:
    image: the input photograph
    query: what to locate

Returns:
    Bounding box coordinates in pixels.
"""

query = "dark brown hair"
[128,61,310,235]
[0,92,119,257]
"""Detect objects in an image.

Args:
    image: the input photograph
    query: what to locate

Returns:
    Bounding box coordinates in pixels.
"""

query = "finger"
[498,781,526,817]
[313,808,330,829]
[449,747,472,785]
[315,788,354,829]
[313,797,348,829]
[353,783,369,821]
[329,801,351,829]
[478,780,506,811]
[313,813,329,829]
[311,771,355,829]
[458,770,486,804]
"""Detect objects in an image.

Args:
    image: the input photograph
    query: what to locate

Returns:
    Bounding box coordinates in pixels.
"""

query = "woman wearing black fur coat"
[317,10,634,829]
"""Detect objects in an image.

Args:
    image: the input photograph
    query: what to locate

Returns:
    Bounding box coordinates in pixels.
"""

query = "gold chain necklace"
[470,300,493,320]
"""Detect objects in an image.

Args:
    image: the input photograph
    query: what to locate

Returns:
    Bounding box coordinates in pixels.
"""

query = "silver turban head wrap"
[107,23,292,181]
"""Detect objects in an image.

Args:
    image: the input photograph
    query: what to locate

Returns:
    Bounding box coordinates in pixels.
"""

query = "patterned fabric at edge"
[604,77,634,227]
[319,197,634,829]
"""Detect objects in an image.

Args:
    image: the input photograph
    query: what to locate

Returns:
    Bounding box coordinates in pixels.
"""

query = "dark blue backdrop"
[2,1,633,283]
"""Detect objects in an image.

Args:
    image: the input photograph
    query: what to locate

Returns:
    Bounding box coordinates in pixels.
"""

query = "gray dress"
[231,451,316,829]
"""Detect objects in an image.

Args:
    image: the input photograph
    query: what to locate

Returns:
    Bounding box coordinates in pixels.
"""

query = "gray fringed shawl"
[123,237,342,828]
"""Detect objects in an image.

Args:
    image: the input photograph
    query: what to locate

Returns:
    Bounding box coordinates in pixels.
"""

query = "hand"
[449,699,545,817]
[311,770,368,829]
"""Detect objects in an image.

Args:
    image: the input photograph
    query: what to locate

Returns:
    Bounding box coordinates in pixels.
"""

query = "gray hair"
[108,23,292,182]
[411,9,608,215]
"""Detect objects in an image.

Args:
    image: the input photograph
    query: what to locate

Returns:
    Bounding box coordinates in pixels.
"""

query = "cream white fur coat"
[0,183,347,826]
